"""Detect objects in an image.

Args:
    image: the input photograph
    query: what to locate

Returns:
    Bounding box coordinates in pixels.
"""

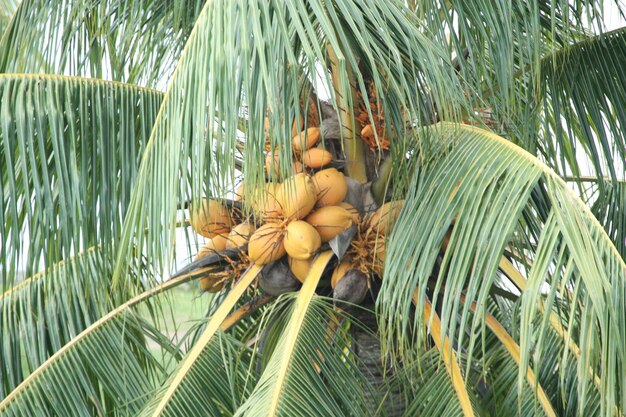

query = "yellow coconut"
[305,206,353,242]
[234,183,245,201]
[248,223,286,265]
[292,161,304,175]
[189,199,231,238]
[292,115,304,138]
[331,260,354,289]
[360,124,374,139]
[292,127,320,152]
[302,148,333,168]
[277,173,317,220]
[313,168,347,207]
[251,182,283,220]
[368,200,404,236]
[284,220,321,260]
[194,237,228,293]
[339,202,360,224]
[265,151,281,178]
[288,256,313,283]
[194,235,227,261]
[265,115,303,139]
[226,222,256,249]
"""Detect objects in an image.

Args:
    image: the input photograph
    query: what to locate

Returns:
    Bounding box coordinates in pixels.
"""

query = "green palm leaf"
[392,349,481,417]
[381,123,625,416]
[531,27,626,196]
[0,0,17,37]
[0,270,200,416]
[0,0,204,86]
[0,74,162,287]
[0,248,112,397]
[591,180,626,259]
[139,264,263,417]
[235,251,377,417]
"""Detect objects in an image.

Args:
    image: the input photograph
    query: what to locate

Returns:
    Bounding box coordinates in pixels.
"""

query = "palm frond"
[0,271,202,416]
[589,180,626,260]
[391,349,481,417]
[0,248,112,398]
[0,0,17,38]
[0,0,204,86]
[139,264,262,417]
[417,292,477,417]
[235,251,377,417]
[380,123,626,417]
[109,0,469,291]
[534,28,626,188]
[0,74,162,288]
[414,0,601,124]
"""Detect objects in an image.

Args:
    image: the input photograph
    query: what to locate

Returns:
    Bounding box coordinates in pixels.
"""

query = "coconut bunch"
[188,171,404,310]
[356,81,390,151]
[265,127,335,179]
[233,168,358,296]
[189,198,255,292]
[329,200,404,305]
[242,169,355,269]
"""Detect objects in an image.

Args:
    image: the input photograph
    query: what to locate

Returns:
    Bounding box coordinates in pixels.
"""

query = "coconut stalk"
[327,44,368,184]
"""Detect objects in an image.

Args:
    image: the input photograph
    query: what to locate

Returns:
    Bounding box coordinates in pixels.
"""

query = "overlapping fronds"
[110,0,468,290]
[591,180,626,260]
[139,264,262,417]
[414,0,601,126]
[0,0,204,86]
[235,252,377,417]
[380,123,625,416]
[0,248,112,397]
[391,349,481,417]
[0,0,17,37]
[0,74,162,287]
[536,27,626,187]
[0,273,193,416]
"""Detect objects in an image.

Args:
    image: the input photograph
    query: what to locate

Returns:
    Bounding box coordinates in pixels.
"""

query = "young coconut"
[194,235,227,261]
[284,220,321,260]
[189,199,232,238]
[234,183,245,201]
[264,151,281,178]
[259,259,301,296]
[302,147,333,168]
[264,115,302,139]
[368,200,404,236]
[313,168,347,207]
[305,205,354,242]
[264,150,302,179]
[288,256,313,283]
[338,202,360,224]
[194,236,228,293]
[333,269,368,306]
[277,173,317,220]
[251,182,283,220]
[226,222,256,249]
[248,223,286,265]
[331,259,354,289]
[292,127,320,152]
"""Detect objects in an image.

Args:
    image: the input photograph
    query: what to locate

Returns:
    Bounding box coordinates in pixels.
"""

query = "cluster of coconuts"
[264,127,334,177]
[189,125,404,306]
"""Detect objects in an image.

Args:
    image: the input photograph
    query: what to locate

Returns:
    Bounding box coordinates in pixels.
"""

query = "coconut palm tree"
[1,0,626,416]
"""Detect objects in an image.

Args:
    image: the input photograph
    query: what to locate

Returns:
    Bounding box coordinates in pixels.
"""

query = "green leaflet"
[381,123,626,417]
[0,74,162,288]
